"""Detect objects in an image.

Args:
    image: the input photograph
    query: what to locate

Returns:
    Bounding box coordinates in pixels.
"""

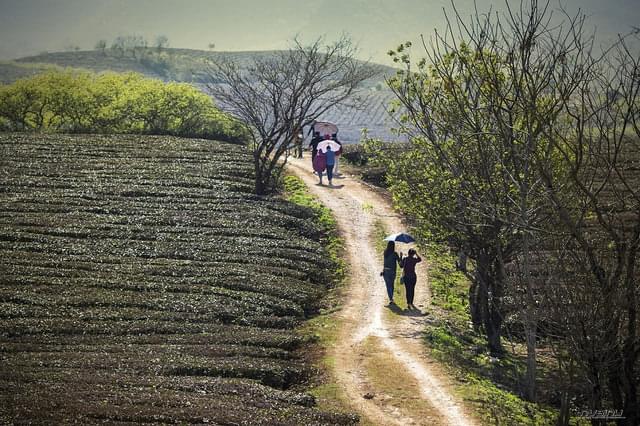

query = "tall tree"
[378,2,596,403]
[537,30,640,424]
[155,35,169,53]
[94,39,107,55]
[204,36,379,195]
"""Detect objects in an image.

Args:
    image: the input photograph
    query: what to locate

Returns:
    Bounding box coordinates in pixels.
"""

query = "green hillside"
[4,48,400,143]
[12,48,395,85]
[0,133,355,424]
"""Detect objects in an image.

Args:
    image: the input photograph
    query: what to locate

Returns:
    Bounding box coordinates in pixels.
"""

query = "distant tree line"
[0,70,245,142]
[92,35,205,82]
[95,34,170,57]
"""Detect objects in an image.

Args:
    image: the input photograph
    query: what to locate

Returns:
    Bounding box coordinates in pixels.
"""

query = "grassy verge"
[423,245,569,425]
[284,175,346,285]
[283,175,355,418]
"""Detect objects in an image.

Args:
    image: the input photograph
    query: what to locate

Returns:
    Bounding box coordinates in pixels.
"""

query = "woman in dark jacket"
[400,249,422,309]
[381,241,402,304]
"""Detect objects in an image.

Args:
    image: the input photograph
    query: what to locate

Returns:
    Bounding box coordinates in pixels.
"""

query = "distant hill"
[0,61,65,84]
[6,48,402,143]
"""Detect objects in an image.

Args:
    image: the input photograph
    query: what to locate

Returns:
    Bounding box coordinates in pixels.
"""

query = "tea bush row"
[0,133,354,424]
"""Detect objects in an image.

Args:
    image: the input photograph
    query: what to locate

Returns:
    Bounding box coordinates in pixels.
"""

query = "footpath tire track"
[288,158,477,426]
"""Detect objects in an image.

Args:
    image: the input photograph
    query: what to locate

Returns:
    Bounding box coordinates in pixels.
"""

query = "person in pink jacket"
[400,249,422,310]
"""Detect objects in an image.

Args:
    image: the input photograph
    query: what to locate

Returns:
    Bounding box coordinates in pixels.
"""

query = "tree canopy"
[0,69,244,141]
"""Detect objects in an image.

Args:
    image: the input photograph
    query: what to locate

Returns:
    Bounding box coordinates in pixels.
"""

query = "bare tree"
[95,39,107,56]
[204,36,379,194]
[155,35,169,53]
[536,30,640,424]
[111,37,126,58]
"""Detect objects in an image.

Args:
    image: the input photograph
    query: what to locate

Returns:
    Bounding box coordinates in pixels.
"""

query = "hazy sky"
[0,0,638,65]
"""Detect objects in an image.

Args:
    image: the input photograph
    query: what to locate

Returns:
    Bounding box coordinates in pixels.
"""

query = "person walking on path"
[314,150,326,185]
[325,144,336,186]
[381,241,402,304]
[400,249,422,309]
[309,131,322,169]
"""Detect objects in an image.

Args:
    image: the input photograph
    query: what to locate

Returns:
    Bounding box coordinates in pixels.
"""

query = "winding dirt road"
[288,158,477,426]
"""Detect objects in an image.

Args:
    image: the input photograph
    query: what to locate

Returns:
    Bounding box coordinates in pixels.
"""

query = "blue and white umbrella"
[383,232,415,243]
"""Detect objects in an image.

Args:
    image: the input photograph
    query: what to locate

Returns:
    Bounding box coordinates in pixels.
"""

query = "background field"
[2,48,401,143]
[0,133,355,424]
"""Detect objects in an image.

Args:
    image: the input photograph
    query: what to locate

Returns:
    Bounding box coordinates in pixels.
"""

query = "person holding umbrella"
[381,232,415,305]
[316,135,341,186]
[325,143,336,186]
[400,248,422,310]
[381,241,402,304]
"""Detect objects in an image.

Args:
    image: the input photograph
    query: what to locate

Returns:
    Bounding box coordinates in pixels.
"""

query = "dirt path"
[288,158,477,426]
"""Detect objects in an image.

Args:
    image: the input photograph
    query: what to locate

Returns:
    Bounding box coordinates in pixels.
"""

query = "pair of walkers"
[381,241,422,309]
[310,134,339,186]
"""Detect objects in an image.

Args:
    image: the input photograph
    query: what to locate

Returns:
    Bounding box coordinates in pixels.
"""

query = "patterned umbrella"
[316,139,341,153]
[312,121,338,136]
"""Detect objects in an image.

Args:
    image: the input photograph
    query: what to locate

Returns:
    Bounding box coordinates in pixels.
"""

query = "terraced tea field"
[0,134,355,424]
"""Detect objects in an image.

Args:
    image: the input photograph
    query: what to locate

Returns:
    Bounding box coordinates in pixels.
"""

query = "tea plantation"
[0,133,356,424]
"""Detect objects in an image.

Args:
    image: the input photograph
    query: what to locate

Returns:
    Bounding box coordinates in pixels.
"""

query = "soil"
[288,157,478,426]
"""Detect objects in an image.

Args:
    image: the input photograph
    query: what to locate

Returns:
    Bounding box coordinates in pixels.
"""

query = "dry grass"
[359,336,448,426]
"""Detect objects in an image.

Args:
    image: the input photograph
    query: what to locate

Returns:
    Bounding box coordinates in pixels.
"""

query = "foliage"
[375,2,598,374]
[376,1,640,421]
[372,45,529,356]
[0,133,354,424]
[0,69,246,142]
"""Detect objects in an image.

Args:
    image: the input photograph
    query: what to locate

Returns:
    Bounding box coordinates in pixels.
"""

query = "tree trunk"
[524,317,537,400]
[621,325,639,426]
[557,391,570,426]
[254,160,267,195]
[485,299,504,357]
[522,228,537,401]
[469,278,482,332]
[622,384,638,426]
[476,252,504,356]
[590,368,604,426]
[621,237,639,426]
[254,176,266,196]
[607,358,624,417]
[254,155,271,195]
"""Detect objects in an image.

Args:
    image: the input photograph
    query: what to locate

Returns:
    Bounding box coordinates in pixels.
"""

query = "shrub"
[0,70,246,142]
[0,133,353,424]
